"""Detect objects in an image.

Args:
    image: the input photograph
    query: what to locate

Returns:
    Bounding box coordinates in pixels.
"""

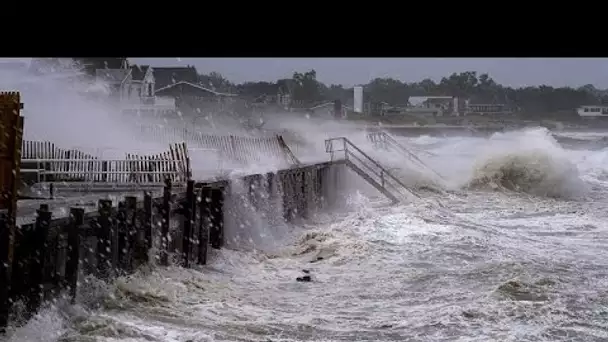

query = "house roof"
[155,81,237,97]
[95,69,130,83]
[131,65,150,81]
[152,66,198,90]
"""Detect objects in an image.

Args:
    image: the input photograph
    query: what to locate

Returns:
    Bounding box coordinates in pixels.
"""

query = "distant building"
[465,103,512,115]
[577,105,608,118]
[94,63,176,116]
[406,96,458,117]
[306,101,349,118]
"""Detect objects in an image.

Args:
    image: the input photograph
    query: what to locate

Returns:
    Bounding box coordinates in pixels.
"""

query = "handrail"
[369,131,435,159]
[367,131,444,180]
[325,137,418,199]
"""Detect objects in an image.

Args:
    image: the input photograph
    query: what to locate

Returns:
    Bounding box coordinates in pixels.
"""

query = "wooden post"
[116,201,127,272]
[65,207,84,303]
[299,170,308,219]
[140,192,153,264]
[28,204,52,315]
[0,214,9,329]
[123,196,137,271]
[0,92,23,329]
[96,199,113,278]
[209,187,224,249]
[160,178,172,266]
[101,161,108,182]
[266,172,275,201]
[198,186,211,265]
[282,172,295,222]
[182,180,195,268]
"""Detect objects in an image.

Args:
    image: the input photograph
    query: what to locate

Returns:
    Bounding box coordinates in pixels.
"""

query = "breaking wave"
[467,128,588,198]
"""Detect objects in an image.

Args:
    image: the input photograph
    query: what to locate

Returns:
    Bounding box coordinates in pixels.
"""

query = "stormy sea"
[5,125,608,342]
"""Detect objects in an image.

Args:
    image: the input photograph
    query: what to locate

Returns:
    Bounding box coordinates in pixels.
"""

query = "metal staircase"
[325,137,418,204]
[367,131,444,181]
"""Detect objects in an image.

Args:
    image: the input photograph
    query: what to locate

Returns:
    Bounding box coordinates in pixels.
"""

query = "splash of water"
[467,128,587,198]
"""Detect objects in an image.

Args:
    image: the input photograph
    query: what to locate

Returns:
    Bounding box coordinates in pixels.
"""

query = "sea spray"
[467,128,588,198]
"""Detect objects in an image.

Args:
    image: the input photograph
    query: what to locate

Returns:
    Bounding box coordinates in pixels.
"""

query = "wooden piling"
[209,187,224,249]
[140,192,153,264]
[298,170,308,219]
[123,196,137,271]
[198,186,211,264]
[0,92,23,330]
[116,201,127,272]
[0,214,9,329]
[182,180,195,267]
[96,199,113,278]
[160,179,172,266]
[28,204,52,314]
[66,207,84,302]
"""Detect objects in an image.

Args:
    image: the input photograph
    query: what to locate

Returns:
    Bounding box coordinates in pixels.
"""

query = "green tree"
[291,69,323,103]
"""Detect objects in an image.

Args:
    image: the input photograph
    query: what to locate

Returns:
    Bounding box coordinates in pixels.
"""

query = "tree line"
[69,58,608,119]
[195,68,608,119]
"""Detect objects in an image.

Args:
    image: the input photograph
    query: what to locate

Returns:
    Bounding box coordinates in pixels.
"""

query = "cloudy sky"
[130,58,608,88]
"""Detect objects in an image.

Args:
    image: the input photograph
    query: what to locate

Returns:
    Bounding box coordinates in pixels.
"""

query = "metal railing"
[367,131,435,158]
[367,131,444,181]
[325,137,418,200]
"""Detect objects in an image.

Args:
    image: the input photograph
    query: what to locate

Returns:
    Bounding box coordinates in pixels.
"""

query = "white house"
[406,96,456,117]
[577,105,608,118]
[129,65,155,100]
[95,64,176,116]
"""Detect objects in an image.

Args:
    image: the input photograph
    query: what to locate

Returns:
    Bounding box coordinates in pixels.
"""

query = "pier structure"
[0,92,418,330]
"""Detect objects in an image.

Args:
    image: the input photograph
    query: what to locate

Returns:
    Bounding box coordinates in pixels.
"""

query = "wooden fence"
[20,142,190,184]
[137,125,300,165]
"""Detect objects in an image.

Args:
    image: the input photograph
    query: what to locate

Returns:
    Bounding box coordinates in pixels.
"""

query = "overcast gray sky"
[130,58,608,88]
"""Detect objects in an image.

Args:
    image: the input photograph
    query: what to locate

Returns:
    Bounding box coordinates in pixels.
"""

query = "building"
[130,65,155,100]
[406,96,458,117]
[94,64,176,116]
[465,103,512,115]
[577,105,608,118]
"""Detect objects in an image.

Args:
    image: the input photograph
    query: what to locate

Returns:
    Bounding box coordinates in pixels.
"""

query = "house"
[306,101,348,119]
[406,96,452,117]
[129,65,155,102]
[276,78,296,107]
[465,103,512,115]
[577,105,608,118]
[95,64,176,116]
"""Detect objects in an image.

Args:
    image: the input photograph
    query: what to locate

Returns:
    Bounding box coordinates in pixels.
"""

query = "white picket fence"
[137,125,300,166]
[21,141,190,184]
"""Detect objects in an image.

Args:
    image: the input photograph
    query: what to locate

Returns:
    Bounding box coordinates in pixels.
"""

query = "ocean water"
[4,126,608,342]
